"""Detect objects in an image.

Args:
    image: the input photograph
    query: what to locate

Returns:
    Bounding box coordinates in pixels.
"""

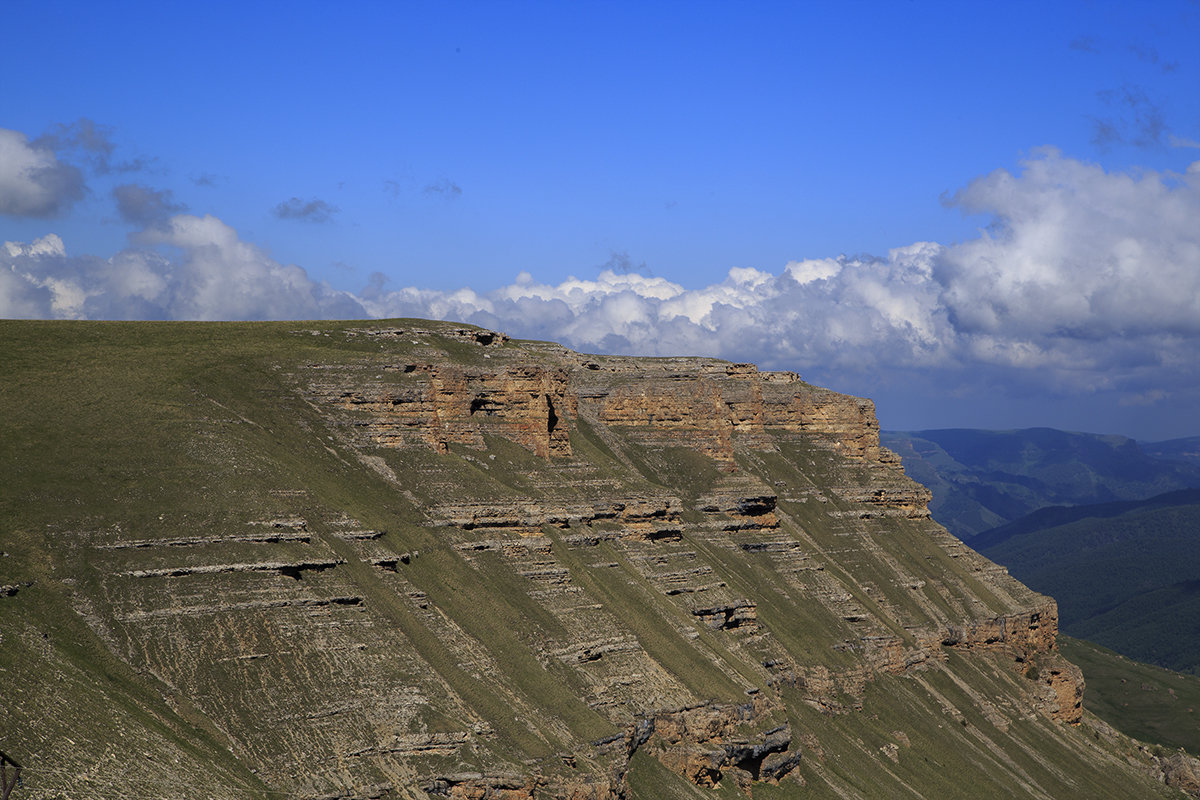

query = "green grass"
[1061,635,1200,754]
[627,749,744,799]
[2,320,1191,799]
[548,532,748,703]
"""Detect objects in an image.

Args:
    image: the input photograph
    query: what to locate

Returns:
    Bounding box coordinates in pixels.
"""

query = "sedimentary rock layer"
[1,319,1184,800]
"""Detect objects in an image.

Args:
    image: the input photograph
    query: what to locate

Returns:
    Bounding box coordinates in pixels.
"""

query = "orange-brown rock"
[575,362,900,468]
[938,601,1059,659]
[315,348,911,482]
[318,363,573,458]
[1039,659,1085,724]
[594,377,738,467]
[932,600,1083,722]
[832,485,933,518]
[1163,752,1200,797]
[636,701,801,788]
[697,489,780,531]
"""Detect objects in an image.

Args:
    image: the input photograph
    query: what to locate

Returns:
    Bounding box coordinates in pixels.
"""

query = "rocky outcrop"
[745,376,890,461]
[345,325,511,347]
[574,362,900,469]
[123,558,343,579]
[431,498,683,541]
[830,485,933,518]
[1038,659,1086,724]
[591,377,739,467]
[938,603,1058,658]
[432,365,574,458]
[423,772,623,800]
[317,363,573,458]
[697,483,780,531]
[313,350,907,474]
[1162,752,1200,796]
[1,581,32,598]
[691,599,758,632]
[935,602,1083,723]
[628,699,801,788]
[425,699,801,798]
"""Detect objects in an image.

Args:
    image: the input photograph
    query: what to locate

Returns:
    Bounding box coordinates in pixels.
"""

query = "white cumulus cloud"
[4,214,363,320]
[3,150,1199,424]
[361,151,1200,402]
[937,148,1200,340]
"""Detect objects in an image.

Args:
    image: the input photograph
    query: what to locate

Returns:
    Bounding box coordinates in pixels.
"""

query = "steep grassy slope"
[882,428,1200,539]
[2,320,1194,799]
[975,491,1200,674]
[1060,636,1200,755]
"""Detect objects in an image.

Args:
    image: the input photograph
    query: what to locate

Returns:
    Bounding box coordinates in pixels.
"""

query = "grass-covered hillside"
[1060,636,1200,755]
[3,320,1196,799]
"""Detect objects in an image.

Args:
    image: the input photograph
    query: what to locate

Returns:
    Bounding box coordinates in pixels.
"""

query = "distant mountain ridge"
[971,487,1200,551]
[882,427,1200,540]
[1144,436,1200,469]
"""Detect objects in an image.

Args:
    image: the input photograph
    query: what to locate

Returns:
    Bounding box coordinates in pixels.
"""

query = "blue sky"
[3,1,1200,440]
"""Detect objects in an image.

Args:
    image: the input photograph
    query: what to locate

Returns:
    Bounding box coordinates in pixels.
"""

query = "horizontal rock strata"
[5,320,1174,800]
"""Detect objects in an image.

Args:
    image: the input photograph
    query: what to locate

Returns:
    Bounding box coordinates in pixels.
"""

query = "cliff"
[0,319,1191,799]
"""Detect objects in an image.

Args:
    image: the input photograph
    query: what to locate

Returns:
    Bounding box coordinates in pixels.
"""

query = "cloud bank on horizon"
[5,129,1200,435]
[4,1,1198,439]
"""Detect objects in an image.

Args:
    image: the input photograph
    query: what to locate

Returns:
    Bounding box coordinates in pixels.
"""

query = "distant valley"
[975,489,1200,675]
[882,428,1200,540]
[886,428,1200,668]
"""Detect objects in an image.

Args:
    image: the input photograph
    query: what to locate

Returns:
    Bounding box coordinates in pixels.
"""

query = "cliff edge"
[0,319,1189,799]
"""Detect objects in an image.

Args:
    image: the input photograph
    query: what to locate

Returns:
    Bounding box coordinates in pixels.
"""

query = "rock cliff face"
[315,350,916,504]
[0,319,1186,800]
[327,362,574,459]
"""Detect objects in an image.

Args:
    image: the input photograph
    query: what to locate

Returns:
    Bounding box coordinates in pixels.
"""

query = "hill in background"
[1144,437,1200,470]
[882,428,1200,540]
[974,489,1200,676]
[1059,636,1200,756]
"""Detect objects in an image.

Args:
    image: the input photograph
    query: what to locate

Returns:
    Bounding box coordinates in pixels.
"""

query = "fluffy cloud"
[4,214,363,320]
[362,244,952,374]
[4,151,1199,412]
[363,151,1200,400]
[937,150,1200,361]
[0,128,86,218]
